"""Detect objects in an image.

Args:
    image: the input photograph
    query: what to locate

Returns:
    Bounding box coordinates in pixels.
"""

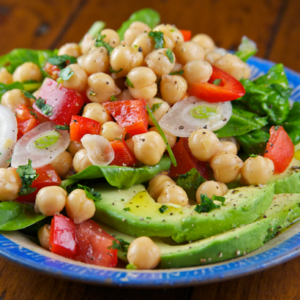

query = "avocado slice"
[93,183,274,243]
[98,193,300,268]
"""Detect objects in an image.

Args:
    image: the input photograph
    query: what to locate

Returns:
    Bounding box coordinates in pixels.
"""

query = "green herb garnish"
[77,184,102,201]
[126,77,134,88]
[57,66,74,83]
[108,238,130,252]
[166,49,174,63]
[194,194,221,213]
[211,194,226,206]
[110,95,117,101]
[152,103,162,112]
[148,31,164,49]
[22,91,36,100]
[35,98,54,116]
[169,70,183,75]
[213,79,222,86]
[29,111,37,118]
[48,55,77,69]
[54,124,70,130]
[16,159,39,196]
[94,34,114,55]
[250,154,258,158]
[159,205,169,213]
[126,263,137,270]
[110,67,123,74]
[123,207,130,212]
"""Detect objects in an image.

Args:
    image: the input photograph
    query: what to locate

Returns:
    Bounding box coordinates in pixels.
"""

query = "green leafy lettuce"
[61,156,171,190]
[281,102,300,145]
[117,8,160,40]
[176,168,206,200]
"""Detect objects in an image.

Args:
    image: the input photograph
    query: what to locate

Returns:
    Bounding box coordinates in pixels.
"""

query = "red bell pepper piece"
[72,220,118,267]
[180,30,192,41]
[103,100,148,136]
[188,66,246,102]
[169,138,208,179]
[49,214,77,258]
[70,115,101,142]
[110,139,137,167]
[15,164,61,203]
[43,62,60,80]
[264,126,294,173]
[15,104,40,139]
[33,78,84,125]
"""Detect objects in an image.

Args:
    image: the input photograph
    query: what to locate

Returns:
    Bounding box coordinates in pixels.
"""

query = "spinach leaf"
[0,201,46,231]
[176,168,206,200]
[215,106,268,138]
[117,9,160,40]
[239,64,291,124]
[61,155,171,190]
[236,129,270,155]
[281,102,300,145]
[0,82,24,102]
[0,48,55,74]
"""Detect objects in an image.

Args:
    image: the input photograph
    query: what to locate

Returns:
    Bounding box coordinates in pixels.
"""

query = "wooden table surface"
[0,0,300,299]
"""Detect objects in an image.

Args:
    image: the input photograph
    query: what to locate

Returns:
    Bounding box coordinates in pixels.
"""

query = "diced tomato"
[49,214,77,258]
[15,104,40,139]
[72,220,118,267]
[169,138,208,179]
[43,62,60,80]
[15,164,61,203]
[180,30,192,41]
[110,139,137,167]
[264,126,294,173]
[103,100,148,136]
[70,115,101,142]
[188,66,246,102]
[33,78,84,125]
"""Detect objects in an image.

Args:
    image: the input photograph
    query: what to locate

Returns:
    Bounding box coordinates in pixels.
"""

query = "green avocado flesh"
[93,183,274,243]
[97,193,300,268]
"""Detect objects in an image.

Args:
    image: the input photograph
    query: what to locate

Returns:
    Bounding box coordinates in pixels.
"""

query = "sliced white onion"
[0,104,18,168]
[159,96,232,137]
[11,122,70,168]
[81,134,114,166]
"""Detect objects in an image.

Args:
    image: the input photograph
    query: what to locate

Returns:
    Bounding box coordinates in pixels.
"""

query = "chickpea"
[145,48,176,76]
[160,74,188,105]
[149,127,177,149]
[81,34,95,54]
[1,89,31,112]
[220,141,238,155]
[147,174,174,200]
[219,137,240,152]
[210,151,243,183]
[34,186,67,216]
[58,43,82,57]
[132,32,155,57]
[82,103,112,124]
[38,225,50,249]
[132,132,166,165]
[0,68,13,84]
[173,41,205,65]
[81,47,110,75]
[196,181,228,202]
[73,149,93,173]
[126,67,157,100]
[188,129,222,161]
[116,89,133,101]
[183,60,213,85]
[192,34,216,51]
[124,21,151,45]
[0,168,21,201]
[68,141,84,157]
[213,53,251,80]
[125,138,135,153]
[101,121,126,141]
[66,189,96,224]
[86,72,121,103]
[146,98,170,125]
[157,184,189,207]
[61,64,87,92]
[153,24,184,45]
[240,156,274,185]
[50,151,73,178]
[127,236,161,269]
[110,45,144,78]
[101,29,120,47]
[205,51,222,65]
[13,62,42,83]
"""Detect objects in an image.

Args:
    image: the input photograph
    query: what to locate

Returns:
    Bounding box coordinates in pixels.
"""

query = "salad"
[1,8,300,271]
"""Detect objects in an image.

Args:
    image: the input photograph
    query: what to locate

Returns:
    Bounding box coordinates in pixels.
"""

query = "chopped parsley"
[114,137,123,142]
[146,217,152,220]
[194,194,222,213]
[29,111,37,118]
[57,66,74,83]
[169,70,184,76]
[35,98,54,116]
[148,31,164,49]
[77,184,101,201]
[250,154,258,158]
[123,207,130,212]
[110,95,116,101]
[159,205,169,213]
[126,77,134,88]
[110,67,123,74]
[151,103,162,112]
[48,55,77,69]
[94,34,114,55]
[166,49,174,63]
[22,91,36,100]
[126,263,137,270]
[212,194,226,206]
[108,238,130,252]
[6,158,12,163]
[16,159,39,196]
[213,79,222,86]
[54,124,70,130]
[89,90,96,96]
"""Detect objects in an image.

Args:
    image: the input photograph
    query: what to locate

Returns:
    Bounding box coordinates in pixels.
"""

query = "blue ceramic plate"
[1,56,300,288]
